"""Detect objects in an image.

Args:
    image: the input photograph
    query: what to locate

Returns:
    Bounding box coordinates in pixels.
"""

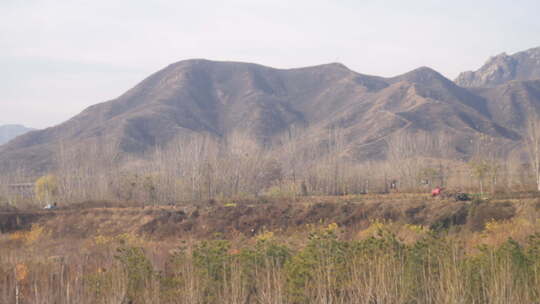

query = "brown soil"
[0,195,536,239]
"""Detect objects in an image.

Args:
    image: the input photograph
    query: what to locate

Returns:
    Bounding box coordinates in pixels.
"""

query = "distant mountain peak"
[391,66,451,86]
[455,46,540,87]
[0,124,34,145]
[491,52,510,59]
[403,66,445,77]
[320,62,350,70]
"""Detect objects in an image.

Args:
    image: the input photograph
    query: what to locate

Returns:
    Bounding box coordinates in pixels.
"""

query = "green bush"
[115,246,153,303]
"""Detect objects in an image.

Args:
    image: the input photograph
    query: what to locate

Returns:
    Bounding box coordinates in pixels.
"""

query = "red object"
[432,187,442,197]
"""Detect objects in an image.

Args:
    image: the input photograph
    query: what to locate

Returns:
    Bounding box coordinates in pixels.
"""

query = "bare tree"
[525,115,540,191]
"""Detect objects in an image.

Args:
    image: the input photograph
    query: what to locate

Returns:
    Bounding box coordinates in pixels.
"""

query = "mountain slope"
[0,124,34,145]
[471,80,540,130]
[455,47,540,87]
[0,59,534,172]
[324,67,520,159]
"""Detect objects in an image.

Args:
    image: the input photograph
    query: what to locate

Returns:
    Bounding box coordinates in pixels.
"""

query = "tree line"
[1,115,540,206]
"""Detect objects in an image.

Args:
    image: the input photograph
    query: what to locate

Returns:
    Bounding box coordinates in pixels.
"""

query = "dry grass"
[1,194,540,303]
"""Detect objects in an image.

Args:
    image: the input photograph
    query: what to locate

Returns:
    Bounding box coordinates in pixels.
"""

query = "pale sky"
[1,0,540,129]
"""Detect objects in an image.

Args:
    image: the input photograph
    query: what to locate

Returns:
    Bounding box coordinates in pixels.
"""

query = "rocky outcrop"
[456,47,540,87]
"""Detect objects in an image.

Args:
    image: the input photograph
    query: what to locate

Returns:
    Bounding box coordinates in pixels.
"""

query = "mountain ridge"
[1,53,540,173]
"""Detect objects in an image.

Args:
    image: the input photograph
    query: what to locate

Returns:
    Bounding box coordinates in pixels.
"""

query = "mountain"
[469,80,540,131]
[455,47,540,87]
[1,58,539,173]
[0,124,33,145]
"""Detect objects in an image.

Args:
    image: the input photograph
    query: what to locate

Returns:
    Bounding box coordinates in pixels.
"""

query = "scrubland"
[1,193,540,304]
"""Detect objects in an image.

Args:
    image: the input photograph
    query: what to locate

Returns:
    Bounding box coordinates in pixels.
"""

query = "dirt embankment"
[0,212,49,233]
[0,195,535,239]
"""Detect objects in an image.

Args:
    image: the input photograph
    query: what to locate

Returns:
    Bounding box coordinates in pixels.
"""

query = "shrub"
[115,246,153,304]
[35,175,58,204]
[285,223,349,303]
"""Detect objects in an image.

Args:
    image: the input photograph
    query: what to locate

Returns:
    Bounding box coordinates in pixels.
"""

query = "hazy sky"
[2,0,540,129]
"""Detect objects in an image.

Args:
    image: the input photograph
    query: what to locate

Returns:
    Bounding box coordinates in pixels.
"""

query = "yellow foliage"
[10,224,45,244]
[10,231,24,242]
[357,219,387,239]
[26,225,45,243]
[115,233,143,246]
[35,174,59,202]
[395,224,431,245]
[224,203,237,207]
[256,231,275,242]
[94,235,114,245]
[405,224,430,234]
[468,217,539,250]
[326,222,338,233]
[264,185,296,198]
[484,219,504,234]
[15,263,28,282]
[483,218,533,236]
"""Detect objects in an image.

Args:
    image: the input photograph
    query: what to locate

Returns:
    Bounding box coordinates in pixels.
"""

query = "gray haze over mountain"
[2,0,540,128]
[0,125,33,145]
